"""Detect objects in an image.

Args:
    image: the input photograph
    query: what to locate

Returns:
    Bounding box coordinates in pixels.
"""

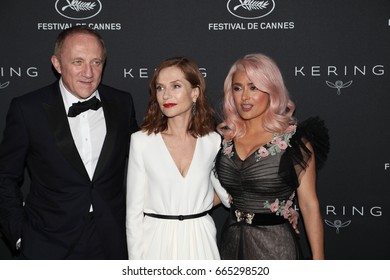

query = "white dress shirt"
[60,78,106,211]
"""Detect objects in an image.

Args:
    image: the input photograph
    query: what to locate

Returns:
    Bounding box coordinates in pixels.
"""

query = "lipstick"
[163,103,177,108]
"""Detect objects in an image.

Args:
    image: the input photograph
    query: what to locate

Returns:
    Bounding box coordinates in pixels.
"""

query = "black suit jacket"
[0,81,138,259]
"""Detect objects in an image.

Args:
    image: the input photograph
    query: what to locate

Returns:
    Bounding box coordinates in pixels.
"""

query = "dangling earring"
[192,102,196,116]
[160,111,164,118]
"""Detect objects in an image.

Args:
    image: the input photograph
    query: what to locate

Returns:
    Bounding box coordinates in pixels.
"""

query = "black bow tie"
[67,96,102,117]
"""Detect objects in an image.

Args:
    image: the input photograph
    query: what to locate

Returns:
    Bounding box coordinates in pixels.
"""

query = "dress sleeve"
[210,133,230,208]
[296,116,330,169]
[210,164,231,208]
[285,116,330,183]
[126,133,146,259]
[279,117,330,189]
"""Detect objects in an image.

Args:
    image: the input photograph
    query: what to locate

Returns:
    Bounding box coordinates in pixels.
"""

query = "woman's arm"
[297,142,324,260]
[126,133,146,259]
[210,169,230,208]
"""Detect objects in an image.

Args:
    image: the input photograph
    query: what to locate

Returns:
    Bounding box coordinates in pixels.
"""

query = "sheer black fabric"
[214,117,329,260]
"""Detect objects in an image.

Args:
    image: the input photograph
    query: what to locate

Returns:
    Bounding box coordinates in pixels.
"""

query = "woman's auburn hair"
[217,53,296,140]
[142,57,215,137]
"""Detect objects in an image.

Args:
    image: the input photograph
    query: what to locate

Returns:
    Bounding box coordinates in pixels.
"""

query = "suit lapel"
[92,91,118,181]
[42,83,90,180]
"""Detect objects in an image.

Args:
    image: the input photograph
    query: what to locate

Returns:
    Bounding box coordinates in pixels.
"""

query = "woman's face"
[155,66,199,120]
[232,70,270,122]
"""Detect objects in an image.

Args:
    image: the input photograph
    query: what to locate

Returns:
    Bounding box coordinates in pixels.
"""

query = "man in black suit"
[0,26,138,259]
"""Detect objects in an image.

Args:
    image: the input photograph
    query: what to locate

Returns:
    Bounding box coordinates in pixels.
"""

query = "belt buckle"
[235,210,255,224]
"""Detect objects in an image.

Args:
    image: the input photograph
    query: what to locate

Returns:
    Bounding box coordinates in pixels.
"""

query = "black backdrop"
[1,0,389,260]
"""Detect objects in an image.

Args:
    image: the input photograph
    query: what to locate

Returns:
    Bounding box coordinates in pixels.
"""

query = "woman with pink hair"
[215,53,329,259]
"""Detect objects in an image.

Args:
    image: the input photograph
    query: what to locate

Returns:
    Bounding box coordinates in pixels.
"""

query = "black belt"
[144,211,208,221]
[230,208,286,226]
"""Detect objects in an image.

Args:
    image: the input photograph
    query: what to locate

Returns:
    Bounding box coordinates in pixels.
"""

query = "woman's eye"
[232,85,241,92]
[156,85,163,91]
[173,84,181,89]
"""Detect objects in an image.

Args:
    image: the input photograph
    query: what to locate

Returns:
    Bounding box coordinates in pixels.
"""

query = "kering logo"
[227,0,275,19]
[123,67,207,79]
[295,64,385,95]
[0,81,10,90]
[0,66,39,90]
[324,219,351,234]
[55,0,102,20]
[325,80,353,95]
[324,204,382,234]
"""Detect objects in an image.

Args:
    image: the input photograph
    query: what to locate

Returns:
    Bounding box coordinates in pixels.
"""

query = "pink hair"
[217,53,296,140]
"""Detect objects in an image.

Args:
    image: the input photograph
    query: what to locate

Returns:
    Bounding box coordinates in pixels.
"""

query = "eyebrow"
[157,79,183,84]
[232,82,254,85]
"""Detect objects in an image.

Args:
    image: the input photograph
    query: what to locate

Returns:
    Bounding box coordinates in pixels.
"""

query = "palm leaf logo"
[62,0,96,12]
[234,0,269,11]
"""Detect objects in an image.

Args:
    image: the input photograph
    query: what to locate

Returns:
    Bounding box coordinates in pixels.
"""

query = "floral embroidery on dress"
[254,125,296,162]
[221,138,234,158]
[221,125,296,161]
[264,192,296,219]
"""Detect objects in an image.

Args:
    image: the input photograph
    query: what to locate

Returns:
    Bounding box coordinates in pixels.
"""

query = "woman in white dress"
[126,57,229,259]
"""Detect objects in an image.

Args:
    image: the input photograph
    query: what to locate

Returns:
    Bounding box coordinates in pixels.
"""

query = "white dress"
[126,131,229,260]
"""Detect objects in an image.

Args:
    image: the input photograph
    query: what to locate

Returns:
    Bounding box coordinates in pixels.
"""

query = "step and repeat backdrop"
[0,0,389,259]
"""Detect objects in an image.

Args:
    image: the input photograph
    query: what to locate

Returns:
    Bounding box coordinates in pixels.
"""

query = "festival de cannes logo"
[55,0,102,20]
[227,0,275,19]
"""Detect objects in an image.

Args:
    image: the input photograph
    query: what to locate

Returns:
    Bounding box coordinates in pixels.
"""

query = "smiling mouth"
[80,80,93,85]
[163,103,177,108]
[241,104,253,111]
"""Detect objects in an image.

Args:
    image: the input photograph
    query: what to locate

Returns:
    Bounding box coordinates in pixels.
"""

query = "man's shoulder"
[98,84,131,96]
[13,81,58,103]
[98,84,134,103]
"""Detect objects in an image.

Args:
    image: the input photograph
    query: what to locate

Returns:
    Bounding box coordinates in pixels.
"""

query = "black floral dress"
[214,117,329,259]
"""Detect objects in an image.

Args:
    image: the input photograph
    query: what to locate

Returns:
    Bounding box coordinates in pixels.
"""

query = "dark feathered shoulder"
[290,116,330,170]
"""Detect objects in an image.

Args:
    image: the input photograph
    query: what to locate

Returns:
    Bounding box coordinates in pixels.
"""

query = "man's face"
[51,33,104,99]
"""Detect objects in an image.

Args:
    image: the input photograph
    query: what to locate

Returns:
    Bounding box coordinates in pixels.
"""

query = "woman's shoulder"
[197,132,222,152]
[200,131,222,144]
[131,130,159,142]
[294,117,329,146]
[291,116,330,170]
[209,131,222,141]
